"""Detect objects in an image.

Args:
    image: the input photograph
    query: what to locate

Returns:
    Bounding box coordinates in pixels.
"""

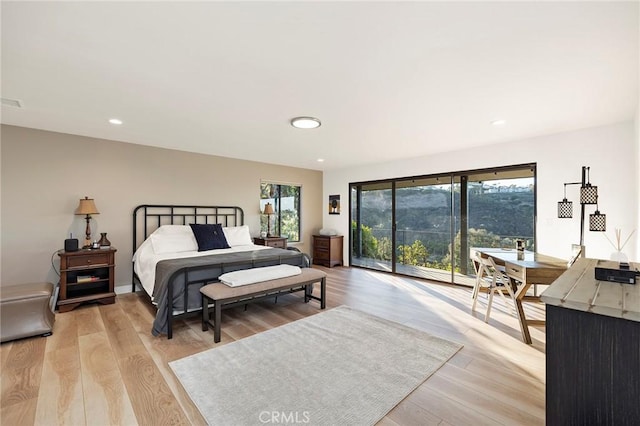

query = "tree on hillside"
[443,228,504,272]
[377,236,392,261]
[397,240,429,266]
[351,221,378,259]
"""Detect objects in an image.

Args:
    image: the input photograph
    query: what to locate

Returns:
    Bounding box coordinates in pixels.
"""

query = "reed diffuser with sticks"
[604,228,635,262]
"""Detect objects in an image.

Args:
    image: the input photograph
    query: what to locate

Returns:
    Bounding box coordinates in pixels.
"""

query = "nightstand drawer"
[314,238,330,249]
[314,250,329,260]
[269,240,286,249]
[67,253,110,268]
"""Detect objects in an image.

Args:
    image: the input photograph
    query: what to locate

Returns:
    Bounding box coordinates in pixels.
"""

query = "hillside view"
[352,181,535,273]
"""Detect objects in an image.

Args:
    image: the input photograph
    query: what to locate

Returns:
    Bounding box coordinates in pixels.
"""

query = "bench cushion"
[1,282,54,302]
[201,267,326,301]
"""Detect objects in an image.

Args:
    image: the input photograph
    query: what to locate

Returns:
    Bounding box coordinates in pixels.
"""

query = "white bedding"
[219,264,301,287]
[133,225,272,302]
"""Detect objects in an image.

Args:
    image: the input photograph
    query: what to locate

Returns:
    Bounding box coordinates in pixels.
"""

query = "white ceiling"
[1,1,638,171]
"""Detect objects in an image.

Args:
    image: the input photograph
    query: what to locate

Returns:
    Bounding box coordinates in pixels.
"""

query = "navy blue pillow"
[189,223,230,251]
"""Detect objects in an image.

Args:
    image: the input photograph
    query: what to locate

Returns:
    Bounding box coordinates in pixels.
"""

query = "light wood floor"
[1,266,547,425]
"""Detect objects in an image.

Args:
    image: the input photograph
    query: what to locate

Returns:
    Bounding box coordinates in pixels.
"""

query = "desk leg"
[514,282,533,344]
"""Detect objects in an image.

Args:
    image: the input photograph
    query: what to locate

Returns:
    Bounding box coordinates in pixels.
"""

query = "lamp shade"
[580,184,598,205]
[557,198,573,218]
[75,197,99,215]
[589,210,606,232]
[263,202,274,215]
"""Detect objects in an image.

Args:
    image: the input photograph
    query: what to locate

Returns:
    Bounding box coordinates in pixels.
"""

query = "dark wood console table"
[541,258,640,425]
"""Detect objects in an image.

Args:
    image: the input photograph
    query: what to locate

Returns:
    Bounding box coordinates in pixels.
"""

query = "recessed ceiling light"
[109,118,123,125]
[317,158,325,162]
[491,119,506,126]
[291,116,321,129]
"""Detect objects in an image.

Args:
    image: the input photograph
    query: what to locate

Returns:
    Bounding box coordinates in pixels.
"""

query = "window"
[260,182,301,242]
[350,163,535,285]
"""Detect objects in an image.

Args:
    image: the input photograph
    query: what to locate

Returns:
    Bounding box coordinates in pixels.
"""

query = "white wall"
[324,121,638,266]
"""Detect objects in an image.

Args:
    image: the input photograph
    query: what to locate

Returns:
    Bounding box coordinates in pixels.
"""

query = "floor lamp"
[557,166,606,257]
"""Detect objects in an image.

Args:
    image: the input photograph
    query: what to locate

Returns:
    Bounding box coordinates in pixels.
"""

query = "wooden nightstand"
[57,247,116,312]
[253,237,287,249]
[312,235,343,267]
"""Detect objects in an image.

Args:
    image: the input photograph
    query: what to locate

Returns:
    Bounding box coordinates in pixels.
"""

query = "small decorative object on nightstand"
[57,247,116,312]
[98,232,111,248]
[253,236,287,249]
[313,235,343,267]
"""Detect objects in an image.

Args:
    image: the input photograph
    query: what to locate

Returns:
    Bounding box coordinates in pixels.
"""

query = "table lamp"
[263,202,275,237]
[75,196,100,248]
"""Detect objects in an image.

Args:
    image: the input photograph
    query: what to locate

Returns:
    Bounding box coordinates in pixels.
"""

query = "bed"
[131,204,307,338]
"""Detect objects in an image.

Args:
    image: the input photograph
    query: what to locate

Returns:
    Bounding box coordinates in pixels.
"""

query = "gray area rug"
[169,305,463,426]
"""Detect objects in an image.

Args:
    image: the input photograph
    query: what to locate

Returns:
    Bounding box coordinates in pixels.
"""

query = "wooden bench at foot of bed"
[200,267,327,343]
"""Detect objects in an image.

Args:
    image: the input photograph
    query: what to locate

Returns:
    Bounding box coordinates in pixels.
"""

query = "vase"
[610,251,628,263]
[98,232,111,248]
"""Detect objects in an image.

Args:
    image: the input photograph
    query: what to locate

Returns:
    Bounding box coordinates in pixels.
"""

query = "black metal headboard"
[132,204,245,254]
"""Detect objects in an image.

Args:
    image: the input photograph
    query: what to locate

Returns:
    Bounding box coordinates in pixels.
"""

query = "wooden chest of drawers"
[312,235,343,268]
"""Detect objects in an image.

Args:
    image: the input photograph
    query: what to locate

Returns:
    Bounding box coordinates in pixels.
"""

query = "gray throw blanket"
[151,248,305,336]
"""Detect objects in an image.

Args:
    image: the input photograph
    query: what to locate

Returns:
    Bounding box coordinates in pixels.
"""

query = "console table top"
[541,257,640,322]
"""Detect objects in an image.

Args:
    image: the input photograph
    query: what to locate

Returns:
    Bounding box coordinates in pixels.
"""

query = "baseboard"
[115,284,133,295]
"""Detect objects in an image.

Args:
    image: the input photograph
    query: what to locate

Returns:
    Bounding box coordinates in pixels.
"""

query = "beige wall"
[1,125,323,291]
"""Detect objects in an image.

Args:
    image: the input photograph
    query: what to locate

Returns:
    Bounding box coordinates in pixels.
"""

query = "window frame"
[349,163,536,284]
[260,181,302,242]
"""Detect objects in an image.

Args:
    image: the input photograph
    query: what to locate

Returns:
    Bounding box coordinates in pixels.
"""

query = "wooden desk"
[470,247,567,344]
[541,258,640,424]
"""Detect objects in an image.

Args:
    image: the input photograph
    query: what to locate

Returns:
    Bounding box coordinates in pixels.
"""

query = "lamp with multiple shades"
[557,166,606,256]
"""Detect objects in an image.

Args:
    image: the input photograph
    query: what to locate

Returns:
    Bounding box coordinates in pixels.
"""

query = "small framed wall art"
[329,195,340,215]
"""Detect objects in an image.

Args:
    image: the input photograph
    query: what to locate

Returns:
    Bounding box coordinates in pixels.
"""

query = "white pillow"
[223,225,253,247]
[152,225,193,235]
[150,232,198,254]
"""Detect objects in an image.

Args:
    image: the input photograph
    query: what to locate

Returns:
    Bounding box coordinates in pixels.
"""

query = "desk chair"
[472,254,517,322]
[471,252,498,309]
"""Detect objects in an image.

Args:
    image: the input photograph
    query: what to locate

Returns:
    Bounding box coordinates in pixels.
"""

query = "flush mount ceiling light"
[491,119,506,126]
[109,118,123,125]
[291,116,321,129]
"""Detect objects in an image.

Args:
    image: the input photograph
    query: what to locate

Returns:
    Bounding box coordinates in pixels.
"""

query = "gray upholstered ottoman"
[0,282,55,343]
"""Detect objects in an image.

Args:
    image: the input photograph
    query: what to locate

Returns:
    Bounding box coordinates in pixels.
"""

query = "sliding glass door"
[350,164,536,286]
[395,176,452,281]
[351,182,393,272]
[452,167,536,285]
